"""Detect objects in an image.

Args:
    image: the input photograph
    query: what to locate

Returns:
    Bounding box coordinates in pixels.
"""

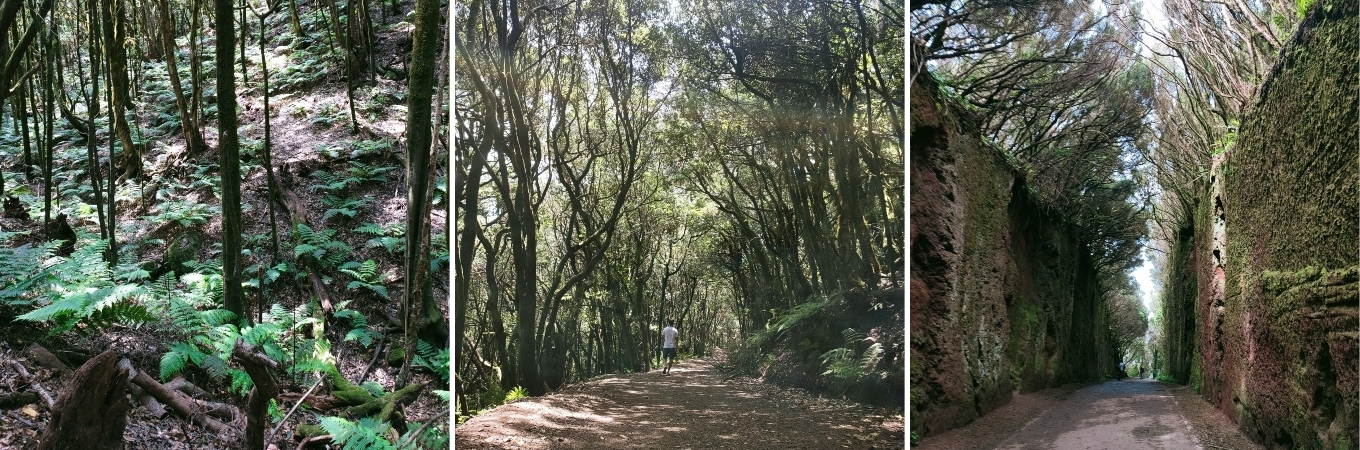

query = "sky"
[1132,0,1168,315]
[1132,255,1156,314]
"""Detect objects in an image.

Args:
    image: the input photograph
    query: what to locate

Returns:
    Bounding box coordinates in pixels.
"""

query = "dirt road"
[919,378,1264,450]
[455,358,904,449]
[992,379,1198,449]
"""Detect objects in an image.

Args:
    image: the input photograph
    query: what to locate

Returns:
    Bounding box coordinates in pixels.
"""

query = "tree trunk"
[401,0,443,386]
[216,0,244,318]
[232,340,278,450]
[40,35,52,224]
[157,0,204,153]
[36,350,130,450]
[257,10,282,311]
[102,0,140,182]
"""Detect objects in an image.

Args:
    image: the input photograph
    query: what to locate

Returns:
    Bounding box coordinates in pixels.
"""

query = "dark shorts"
[663,347,677,360]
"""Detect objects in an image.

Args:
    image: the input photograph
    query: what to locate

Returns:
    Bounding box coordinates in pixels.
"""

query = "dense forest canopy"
[456,0,903,417]
[911,0,1309,372]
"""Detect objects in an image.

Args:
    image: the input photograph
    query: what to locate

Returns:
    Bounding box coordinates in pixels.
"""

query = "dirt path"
[992,379,1198,449]
[919,378,1263,450]
[455,358,904,449]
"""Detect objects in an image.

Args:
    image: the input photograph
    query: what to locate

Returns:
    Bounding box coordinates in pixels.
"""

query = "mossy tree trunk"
[402,0,445,384]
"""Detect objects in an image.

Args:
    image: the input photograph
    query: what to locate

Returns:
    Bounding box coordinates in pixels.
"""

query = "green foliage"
[1297,0,1317,17]
[310,103,346,128]
[323,195,367,221]
[339,260,389,299]
[356,222,405,254]
[819,328,885,384]
[413,340,449,384]
[754,300,825,348]
[244,262,290,289]
[335,301,379,347]
[504,386,529,403]
[396,420,449,450]
[352,139,393,158]
[0,236,59,305]
[311,162,396,193]
[911,431,921,446]
[319,416,396,450]
[152,272,289,396]
[294,223,352,269]
[15,240,155,336]
[268,398,284,423]
[1212,122,1238,156]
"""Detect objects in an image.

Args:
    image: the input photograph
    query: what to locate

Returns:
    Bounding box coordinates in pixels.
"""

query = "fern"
[294,224,352,268]
[504,386,528,403]
[396,419,449,450]
[322,195,366,221]
[413,340,450,385]
[309,162,395,193]
[818,328,884,383]
[356,222,404,254]
[339,260,388,299]
[320,417,396,450]
[17,283,152,335]
[0,238,59,305]
[335,306,378,347]
[229,368,254,396]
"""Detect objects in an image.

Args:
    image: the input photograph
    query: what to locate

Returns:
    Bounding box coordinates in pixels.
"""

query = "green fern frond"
[201,309,238,327]
[160,351,189,381]
[229,368,254,396]
[200,354,229,379]
[242,323,281,346]
[354,223,385,235]
[320,416,396,450]
[413,341,450,384]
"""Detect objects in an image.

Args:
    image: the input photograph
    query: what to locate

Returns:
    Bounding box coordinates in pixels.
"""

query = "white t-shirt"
[662,326,678,349]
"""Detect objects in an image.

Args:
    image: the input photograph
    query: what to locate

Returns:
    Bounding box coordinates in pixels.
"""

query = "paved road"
[994,378,1200,449]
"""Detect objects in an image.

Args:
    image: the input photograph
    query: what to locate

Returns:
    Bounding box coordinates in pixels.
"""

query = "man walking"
[662,319,678,374]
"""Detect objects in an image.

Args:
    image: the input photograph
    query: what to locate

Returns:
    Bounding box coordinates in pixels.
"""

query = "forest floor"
[0,0,449,445]
[916,378,1263,450]
[455,356,904,450]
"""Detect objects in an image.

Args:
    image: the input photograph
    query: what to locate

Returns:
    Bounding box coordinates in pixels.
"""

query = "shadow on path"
[455,358,903,449]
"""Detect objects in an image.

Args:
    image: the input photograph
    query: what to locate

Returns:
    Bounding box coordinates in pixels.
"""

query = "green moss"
[1189,356,1201,394]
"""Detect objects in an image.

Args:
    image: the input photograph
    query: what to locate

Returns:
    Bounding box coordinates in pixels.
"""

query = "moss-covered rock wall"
[909,70,1118,438]
[1195,0,1359,447]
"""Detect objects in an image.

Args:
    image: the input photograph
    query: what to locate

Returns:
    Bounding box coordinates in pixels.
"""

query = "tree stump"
[43,213,76,256]
[2,195,25,219]
[37,350,130,450]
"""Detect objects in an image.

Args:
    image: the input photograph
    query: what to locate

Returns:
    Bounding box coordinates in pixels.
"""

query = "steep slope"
[1188,0,1359,447]
[909,70,1118,438]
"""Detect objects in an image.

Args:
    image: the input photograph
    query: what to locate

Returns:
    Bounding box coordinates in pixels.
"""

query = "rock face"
[909,70,1117,438]
[1189,0,1359,447]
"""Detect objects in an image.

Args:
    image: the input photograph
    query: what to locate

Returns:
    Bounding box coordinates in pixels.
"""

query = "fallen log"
[276,166,336,315]
[130,369,231,434]
[165,376,210,397]
[24,343,71,375]
[37,350,129,450]
[346,382,423,432]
